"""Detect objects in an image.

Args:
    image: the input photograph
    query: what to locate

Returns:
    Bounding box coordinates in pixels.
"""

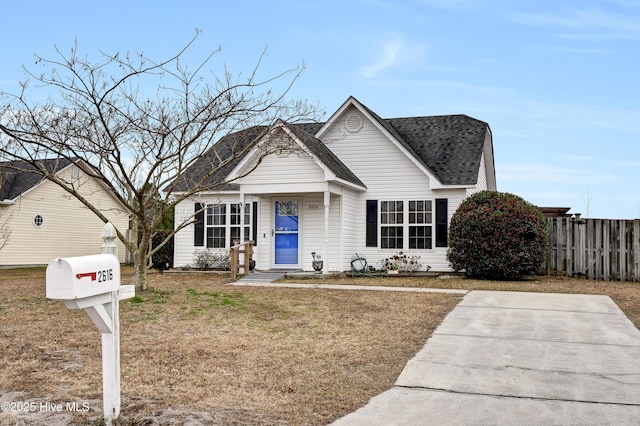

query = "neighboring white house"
[0,158,129,266]
[172,96,497,273]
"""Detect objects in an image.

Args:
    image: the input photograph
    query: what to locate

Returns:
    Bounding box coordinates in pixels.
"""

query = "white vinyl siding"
[0,166,128,266]
[174,194,258,268]
[173,103,494,273]
[469,153,488,196]
[340,190,358,271]
[322,107,431,196]
[319,106,475,272]
[238,151,325,186]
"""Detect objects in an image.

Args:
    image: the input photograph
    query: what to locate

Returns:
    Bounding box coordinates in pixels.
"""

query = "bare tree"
[0,31,320,290]
[0,172,11,250]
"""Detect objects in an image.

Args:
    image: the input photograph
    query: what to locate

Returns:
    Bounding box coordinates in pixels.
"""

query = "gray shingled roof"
[0,158,74,201]
[172,110,489,192]
[288,125,365,188]
[385,115,488,185]
[172,123,364,192]
[173,126,268,192]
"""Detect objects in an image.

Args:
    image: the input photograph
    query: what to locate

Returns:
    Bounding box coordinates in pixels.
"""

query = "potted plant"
[311,252,323,274]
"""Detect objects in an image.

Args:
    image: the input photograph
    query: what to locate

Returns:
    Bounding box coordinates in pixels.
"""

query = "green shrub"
[152,230,173,272]
[447,191,548,279]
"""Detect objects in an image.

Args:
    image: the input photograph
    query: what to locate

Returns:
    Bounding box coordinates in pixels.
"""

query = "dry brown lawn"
[1,268,639,425]
[0,268,460,425]
[291,273,640,329]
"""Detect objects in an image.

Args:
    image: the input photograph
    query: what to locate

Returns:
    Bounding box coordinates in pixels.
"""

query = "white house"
[0,158,129,266]
[172,97,496,273]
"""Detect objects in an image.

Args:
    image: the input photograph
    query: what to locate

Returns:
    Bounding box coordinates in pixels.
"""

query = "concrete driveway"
[332,291,640,425]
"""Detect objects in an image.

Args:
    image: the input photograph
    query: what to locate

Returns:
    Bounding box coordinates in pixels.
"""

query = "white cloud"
[359,36,426,79]
[360,37,405,78]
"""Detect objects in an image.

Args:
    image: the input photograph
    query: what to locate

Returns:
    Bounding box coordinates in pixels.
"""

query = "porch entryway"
[273,199,301,268]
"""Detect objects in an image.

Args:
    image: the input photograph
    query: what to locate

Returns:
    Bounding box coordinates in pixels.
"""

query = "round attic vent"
[345,114,363,133]
[33,214,44,227]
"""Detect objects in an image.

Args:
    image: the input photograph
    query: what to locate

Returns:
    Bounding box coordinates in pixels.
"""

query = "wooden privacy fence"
[545,217,640,281]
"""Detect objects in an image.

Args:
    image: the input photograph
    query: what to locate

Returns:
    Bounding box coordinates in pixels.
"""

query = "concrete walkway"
[331,290,640,425]
[230,280,468,294]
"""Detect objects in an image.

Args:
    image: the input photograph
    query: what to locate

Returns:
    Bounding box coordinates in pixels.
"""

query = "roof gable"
[172,96,494,191]
[1,158,74,201]
[172,126,269,192]
[226,122,366,190]
[317,96,490,187]
[287,124,365,188]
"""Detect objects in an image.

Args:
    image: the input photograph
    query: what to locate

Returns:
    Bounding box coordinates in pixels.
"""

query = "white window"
[206,205,226,248]
[230,203,251,246]
[380,200,433,249]
[408,200,433,249]
[380,201,403,249]
[204,203,253,248]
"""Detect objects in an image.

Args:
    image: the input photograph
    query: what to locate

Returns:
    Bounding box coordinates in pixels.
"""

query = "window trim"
[197,202,255,249]
[206,204,226,248]
[376,198,437,250]
[380,200,404,249]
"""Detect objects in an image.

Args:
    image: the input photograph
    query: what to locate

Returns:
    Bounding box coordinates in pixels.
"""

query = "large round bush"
[447,191,548,279]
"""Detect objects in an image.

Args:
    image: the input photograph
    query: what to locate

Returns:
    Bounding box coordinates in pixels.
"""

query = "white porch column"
[239,193,245,267]
[323,191,330,274]
[239,193,245,243]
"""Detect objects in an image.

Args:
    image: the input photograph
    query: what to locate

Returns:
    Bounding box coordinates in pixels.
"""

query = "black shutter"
[194,203,204,247]
[435,198,448,247]
[366,200,378,247]
[252,201,258,247]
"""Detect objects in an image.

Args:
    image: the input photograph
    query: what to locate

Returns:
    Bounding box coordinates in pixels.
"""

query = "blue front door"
[274,200,299,266]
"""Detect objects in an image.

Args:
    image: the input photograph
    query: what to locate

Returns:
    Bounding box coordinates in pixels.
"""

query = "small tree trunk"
[134,258,148,291]
[133,242,149,291]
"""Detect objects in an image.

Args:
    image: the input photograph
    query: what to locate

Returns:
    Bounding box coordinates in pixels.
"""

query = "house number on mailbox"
[75,269,114,282]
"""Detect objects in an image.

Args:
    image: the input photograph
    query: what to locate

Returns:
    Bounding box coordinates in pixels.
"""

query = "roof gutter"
[0,199,15,205]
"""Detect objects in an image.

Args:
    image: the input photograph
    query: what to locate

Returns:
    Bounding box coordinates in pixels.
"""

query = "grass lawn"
[0,269,459,425]
[0,268,638,425]
[283,274,640,329]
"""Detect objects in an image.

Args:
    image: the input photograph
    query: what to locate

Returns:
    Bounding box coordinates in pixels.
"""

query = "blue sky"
[2,0,639,218]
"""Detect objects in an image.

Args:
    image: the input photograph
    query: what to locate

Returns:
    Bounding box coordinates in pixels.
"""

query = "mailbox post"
[46,252,134,424]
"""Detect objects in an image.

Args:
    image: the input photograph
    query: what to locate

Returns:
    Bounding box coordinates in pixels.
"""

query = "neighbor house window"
[206,204,226,248]
[380,201,403,249]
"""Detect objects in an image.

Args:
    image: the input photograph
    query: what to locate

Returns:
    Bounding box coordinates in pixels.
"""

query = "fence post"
[575,218,585,276]
[230,243,238,281]
[631,219,640,281]
[618,220,624,281]
[101,222,118,258]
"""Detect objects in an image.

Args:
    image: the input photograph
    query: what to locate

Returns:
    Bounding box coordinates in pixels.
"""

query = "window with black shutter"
[194,203,204,247]
[252,201,258,246]
[435,198,448,247]
[366,200,378,247]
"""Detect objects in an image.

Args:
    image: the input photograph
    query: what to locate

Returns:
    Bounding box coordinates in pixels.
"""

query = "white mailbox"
[46,254,121,300]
